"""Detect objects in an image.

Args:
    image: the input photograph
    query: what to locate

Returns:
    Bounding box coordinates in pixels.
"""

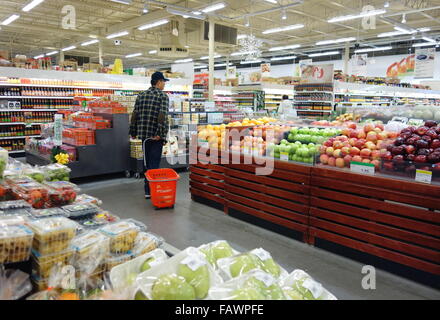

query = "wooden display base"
[189,153,440,285]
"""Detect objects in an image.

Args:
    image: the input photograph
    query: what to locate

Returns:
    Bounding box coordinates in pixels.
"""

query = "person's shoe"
[145,194,151,199]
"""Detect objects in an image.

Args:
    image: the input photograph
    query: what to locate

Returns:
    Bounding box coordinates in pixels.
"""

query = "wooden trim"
[189,167,224,181]
[190,181,225,197]
[190,187,225,206]
[190,173,224,189]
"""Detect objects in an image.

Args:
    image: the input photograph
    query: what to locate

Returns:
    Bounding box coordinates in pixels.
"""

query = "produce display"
[43,181,79,207]
[43,164,71,182]
[0,225,33,264]
[98,220,140,254]
[31,248,74,279]
[319,122,396,169]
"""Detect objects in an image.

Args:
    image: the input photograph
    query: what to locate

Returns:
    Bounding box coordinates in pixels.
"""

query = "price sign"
[350,161,375,175]
[53,114,63,146]
[415,170,432,184]
[198,140,209,149]
[280,152,289,161]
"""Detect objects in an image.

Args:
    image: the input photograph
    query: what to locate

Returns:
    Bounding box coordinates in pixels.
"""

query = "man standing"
[130,71,170,199]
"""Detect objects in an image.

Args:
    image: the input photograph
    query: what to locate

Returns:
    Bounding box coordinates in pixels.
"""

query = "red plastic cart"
[145,168,180,209]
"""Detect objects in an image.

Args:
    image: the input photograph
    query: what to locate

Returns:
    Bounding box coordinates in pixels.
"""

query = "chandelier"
[238,34,263,61]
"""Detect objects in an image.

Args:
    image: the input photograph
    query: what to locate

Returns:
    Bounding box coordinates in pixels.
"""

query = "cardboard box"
[0,50,9,60]
[83,63,102,72]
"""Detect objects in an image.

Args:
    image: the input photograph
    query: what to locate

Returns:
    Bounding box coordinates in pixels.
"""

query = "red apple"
[381,151,393,161]
[383,161,394,171]
[320,154,329,164]
[363,123,375,134]
[366,132,378,143]
[341,128,351,137]
[404,145,416,154]
[357,131,367,139]
[343,155,353,165]
[324,140,333,147]
[431,139,440,149]
[360,148,372,158]
[371,160,380,169]
[335,158,345,168]
[355,139,367,149]
[415,155,427,163]
[341,147,351,157]
[350,147,361,156]
[328,157,336,167]
[352,155,363,163]
[319,145,327,154]
[374,128,382,134]
[333,141,344,149]
[388,132,398,139]
[416,126,429,136]
[348,123,357,129]
[365,141,377,150]
[326,147,335,156]
[349,138,357,146]
[342,141,351,148]
[378,132,388,141]
[333,149,343,158]
[362,159,371,164]
[375,123,384,131]
[371,150,381,160]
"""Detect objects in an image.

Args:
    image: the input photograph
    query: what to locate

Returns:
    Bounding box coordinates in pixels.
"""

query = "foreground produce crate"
[308,166,440,276]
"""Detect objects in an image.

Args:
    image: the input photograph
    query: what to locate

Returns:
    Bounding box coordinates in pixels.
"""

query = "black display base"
[192,194,225,212]
[228,208,306,243]
[313,237,440,291]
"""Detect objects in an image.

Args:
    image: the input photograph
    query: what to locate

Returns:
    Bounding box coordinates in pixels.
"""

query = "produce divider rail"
[189,151,440,287]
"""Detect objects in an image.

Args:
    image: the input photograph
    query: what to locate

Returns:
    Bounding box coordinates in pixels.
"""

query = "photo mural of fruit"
[381,121,440,177]
[319,122,396,169]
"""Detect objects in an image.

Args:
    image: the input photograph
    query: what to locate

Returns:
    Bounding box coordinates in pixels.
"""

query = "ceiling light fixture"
[418,27,431,32]
[401,14,406,23]
[384,1,389,8]
[237,34,247,40]
[240,60,262,64]
[81,39,99,46]
[148,50,158,54]
[281,9,287,20]
[194,64,208,69]
[422,36,436,43]
[231,50,258,56]
[126,53,142,58]
[61,46,76,52]
[308,51,340,57]
[264,0,278,3]
[412,41,439,47]
[271,55,297,61]
[354,46,392,53]
[245,17,250,27]
[201,2,226,13]
[269,44,301,52]
[1,14,20,26]
[109,0,132,4]
[143,2,148,13]
[166,8,205,20]
[262,24,304,34]
[394,26,416,34]
[175,58,193,63]
[138,19,169,31]
[316,37,356,45]
[89,35,98,38]
[377,31,405,38]
[214,63,233,67]
[34,54,44,59]
[46,51,58,56]
[200,55,222,59]
[22,0,45,12]
[106,31,129,39]
[328,9,386,23]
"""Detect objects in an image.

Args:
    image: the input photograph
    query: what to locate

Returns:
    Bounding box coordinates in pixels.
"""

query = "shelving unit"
[294,83,334,118]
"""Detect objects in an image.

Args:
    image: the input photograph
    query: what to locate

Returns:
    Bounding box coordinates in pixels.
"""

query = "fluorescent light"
[316,37,356,45]
[126,53,142,58]
[201,2,226,13]
[412,42,438,47]
[422,36,436,43]
[192,11,202,15]
[269,44,301,52]
[354,46,392,53]
[231,50,258,56]
[34,54,44,59]
[175,58,193,63]
[240,60,262,64]
[149,50,157,54]
[194,65,208,69]
[394,26,416,34]
[166,8,205,20]
[264,0,278,3]
[200,55,221,59]
[89,35,98,38]
[308,51,340,57]
[106,31,129,39]
[138,19,169,31]
[262,24,304,34]
[110,0,132,4]
[384,1,389,8]
[22,0,45,12]
[62,46,76,52]
[271,55,297,61]
[377,31,405,38]
[237,34,247,40]
[328,9,386,23]
[215,63,233,67]
[418,27,431,32]
[46,51,58,56]
[81,39,99,46]
[1,14,20,26]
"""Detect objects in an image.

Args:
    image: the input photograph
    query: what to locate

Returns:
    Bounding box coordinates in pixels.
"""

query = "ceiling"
[0,0,439,69]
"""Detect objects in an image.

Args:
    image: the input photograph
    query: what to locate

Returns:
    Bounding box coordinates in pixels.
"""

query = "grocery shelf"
[295,91,334,94]
[0,135,41,140]
[297,109,333,112]
[0,96,74,99]
[8,150,25,154]
[0,109,60,111]
[0,122,26,125]
[0,82,124,90]
[294,100,333,103]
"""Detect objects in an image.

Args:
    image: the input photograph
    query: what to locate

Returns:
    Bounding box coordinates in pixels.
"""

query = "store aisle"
[78,173,440,300]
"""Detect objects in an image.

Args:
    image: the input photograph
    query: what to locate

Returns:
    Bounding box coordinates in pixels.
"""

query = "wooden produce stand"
[190,151,440,287]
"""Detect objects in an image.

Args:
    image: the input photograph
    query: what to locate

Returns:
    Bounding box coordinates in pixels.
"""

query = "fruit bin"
[43,181,79,207]
[10,181,49,209]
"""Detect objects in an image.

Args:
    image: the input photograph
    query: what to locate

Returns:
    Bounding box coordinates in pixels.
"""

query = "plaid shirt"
[129,87,169,141]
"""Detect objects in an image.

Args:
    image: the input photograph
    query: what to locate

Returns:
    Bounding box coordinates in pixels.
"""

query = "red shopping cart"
[145,168,180,209]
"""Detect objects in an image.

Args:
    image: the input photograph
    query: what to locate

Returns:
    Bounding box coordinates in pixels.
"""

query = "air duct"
[158,20,189,58]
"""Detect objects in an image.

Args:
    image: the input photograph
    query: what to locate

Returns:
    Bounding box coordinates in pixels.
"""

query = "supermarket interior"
[0,0,439,301]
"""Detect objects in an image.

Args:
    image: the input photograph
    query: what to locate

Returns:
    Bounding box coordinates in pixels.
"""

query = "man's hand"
[152,136,161,141]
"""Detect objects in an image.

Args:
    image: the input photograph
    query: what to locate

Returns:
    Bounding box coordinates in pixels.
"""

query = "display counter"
[189,151,440,284]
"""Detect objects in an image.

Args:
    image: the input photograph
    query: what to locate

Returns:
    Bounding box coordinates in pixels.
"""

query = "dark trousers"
[143,139,164,195]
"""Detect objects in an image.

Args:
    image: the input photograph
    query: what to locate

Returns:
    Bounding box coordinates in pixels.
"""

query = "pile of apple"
[271,140,320,163]
[319,122,396,169]
[381,120,440,173]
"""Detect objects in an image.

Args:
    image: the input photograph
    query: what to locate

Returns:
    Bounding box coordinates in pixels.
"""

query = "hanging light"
[401,14,406,23]
[245,16,250,27]
[281,9,287,20]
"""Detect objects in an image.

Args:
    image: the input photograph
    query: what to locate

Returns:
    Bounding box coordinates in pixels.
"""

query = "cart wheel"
[134,172,141,179]
[125,171,131,178]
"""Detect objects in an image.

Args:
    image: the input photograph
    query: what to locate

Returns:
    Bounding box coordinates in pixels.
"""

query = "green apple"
[230,254,261,278]
[262,258,281,278]
[151,274,196,300]
[140,257,156,272]
[232,287,266,300]
[284,288,304,300]
[244,277,285,300]
[292,277,323,300]
[212,241,233,261]
[200,247,216,265]
[126,273,137,285]
[135,290,149,300]
[177,263,210,299]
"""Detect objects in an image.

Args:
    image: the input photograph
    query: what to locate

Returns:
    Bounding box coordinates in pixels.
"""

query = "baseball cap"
[151,71,169,82]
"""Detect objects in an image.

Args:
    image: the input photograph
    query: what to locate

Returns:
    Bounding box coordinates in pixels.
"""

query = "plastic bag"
[23,166,45,183]
[0,266,32,300]
[216,248,289,281]
[197,240,239,269]
[74,194,103,206]
[0,224,34,264]
[98,220,142,254]
[42,163,71,182]
[131,232,164,257]
[208,269,286,300]
[136,247,223,300]
[62,203,100,220]
[43,181,79,207]
[280,270,337,300]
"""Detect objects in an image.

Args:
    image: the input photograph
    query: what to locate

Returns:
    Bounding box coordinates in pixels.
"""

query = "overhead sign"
[351,54,368,76]
[415,48,436,79]
[261,63,271,78]
[300,64,334,83]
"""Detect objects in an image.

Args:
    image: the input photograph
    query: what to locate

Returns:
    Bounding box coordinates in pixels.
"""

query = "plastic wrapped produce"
[208,270,286,300]
[76,211,120,231]
[3,159,25,180]
[217,249,288,281]
[131,232,164,257]
[0,266,32,300]
[74,194,102,206]
[42,163,71,182]
[0,181,14,201]
[27,217,78,255]
[0,224,34,263]
[71,231,110,276]
[136,247,223,300]
[28,264,70,299]
[0,200,33,216]
[280,270,337,300]
[105,252,133,272]
[0,215,27,226]
[62,203,100,220]
[110,249,169,290]
[23,166,45,183]
[198,240,239,268]
[10,181,49,209]
[30,207,66,219]
[98,220,141,254]
[43,181,79,207]
[31,248,74,279]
